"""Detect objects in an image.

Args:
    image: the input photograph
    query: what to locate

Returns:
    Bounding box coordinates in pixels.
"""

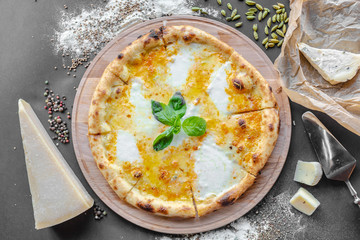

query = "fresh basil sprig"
[151,92,207,151]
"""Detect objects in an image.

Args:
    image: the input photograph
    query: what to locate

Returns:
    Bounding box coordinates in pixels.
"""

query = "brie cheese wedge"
[298,43,360,85]
[18,99,94,229]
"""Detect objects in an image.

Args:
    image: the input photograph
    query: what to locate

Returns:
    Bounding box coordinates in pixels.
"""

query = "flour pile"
[156,192,306,240]
[54,0,219,57]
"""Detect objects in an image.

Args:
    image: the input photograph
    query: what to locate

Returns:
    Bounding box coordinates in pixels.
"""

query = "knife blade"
[302,111,360,208]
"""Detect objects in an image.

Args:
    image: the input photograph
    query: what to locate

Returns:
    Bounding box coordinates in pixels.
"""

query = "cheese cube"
[18,99,94,229]
[290,187,320,216]
[294,160,323,186]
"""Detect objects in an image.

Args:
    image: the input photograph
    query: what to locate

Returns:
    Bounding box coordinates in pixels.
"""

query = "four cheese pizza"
[88,25,279,217]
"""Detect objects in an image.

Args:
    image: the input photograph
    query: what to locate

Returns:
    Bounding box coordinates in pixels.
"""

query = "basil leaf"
[153,127,174,151]
[152,102,177,126]
[168,92,186,118]
[173,116,181,134]
[182,116,207,136]
[151,100,164,114]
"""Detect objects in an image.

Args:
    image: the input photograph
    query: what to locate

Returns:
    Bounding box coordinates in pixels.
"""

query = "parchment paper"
[274,0,360,135]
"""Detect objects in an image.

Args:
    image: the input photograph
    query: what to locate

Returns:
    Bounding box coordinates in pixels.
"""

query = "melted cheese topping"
[115,130,141,164]
[129,78,160,135]
[101,39,275,202]
[193,135,247,200]
[167,43,204,89]
[207,61,232,115]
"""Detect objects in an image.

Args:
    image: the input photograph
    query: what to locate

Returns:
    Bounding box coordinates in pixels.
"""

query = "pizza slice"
[206,52,277,115]
[190,133,255,216]
[90,129,198,217]
[191,108,279,216]
[88,28,167,134]
[210,108,280,175]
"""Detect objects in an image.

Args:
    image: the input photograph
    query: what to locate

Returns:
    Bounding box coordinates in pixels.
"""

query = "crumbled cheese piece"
[290,187,320,216]
[294,160,323,186]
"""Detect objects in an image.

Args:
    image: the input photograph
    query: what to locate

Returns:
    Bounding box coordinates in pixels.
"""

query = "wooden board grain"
[72,16,291,234]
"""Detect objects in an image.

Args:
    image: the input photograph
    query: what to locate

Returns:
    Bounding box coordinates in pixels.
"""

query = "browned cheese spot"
[117,53,124,59]
[252,153,259,162]
[236,145,244,153]
[183,33,196,42]
[98,163,104,169]
[233,78,244,90]
[132,170,142,178]
[115,87,121,94]
[238,119,246,129]
[158,206,168,215]
[269,123,274,131]
[95,111,99,116]
[92,99,97,105]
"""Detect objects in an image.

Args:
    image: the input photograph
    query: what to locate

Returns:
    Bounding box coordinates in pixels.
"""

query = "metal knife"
[302,111,360,207]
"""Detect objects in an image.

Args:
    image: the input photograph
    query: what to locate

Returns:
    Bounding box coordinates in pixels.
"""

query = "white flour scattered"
[54,0,219,57]
[156,192,306,240]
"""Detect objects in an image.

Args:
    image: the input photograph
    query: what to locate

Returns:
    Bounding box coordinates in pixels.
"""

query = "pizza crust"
[125,187,196,218]
[162,25,234,59]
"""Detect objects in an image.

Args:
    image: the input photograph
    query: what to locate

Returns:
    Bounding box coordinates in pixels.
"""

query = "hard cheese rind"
[290,187,320,216]
[298,43,360,85]
[18,99,94,229]
[293,160,323,186]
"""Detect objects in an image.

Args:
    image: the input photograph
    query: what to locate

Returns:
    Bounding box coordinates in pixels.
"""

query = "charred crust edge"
[136,202,155,212]
[219,193,236,206]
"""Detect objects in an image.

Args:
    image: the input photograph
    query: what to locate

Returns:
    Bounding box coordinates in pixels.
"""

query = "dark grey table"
[1,0,359,239]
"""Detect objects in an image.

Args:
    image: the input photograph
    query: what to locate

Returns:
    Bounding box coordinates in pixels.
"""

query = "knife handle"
[345,180,360,208]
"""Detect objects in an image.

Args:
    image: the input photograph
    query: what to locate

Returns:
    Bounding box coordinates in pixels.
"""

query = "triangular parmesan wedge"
[298,43,360,85]
[18,99,94,230]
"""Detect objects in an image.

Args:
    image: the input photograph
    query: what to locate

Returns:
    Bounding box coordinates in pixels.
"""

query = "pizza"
[88,25,279,217]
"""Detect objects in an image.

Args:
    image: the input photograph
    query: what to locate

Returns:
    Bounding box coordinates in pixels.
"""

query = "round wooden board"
[72,16,291,234]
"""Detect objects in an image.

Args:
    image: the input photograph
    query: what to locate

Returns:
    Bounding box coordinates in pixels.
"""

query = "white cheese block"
[298,42,360,85]
[293,160,323,186]
[18,99,94,229]
[290,187,320,216]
